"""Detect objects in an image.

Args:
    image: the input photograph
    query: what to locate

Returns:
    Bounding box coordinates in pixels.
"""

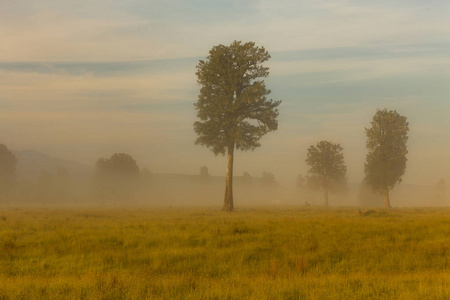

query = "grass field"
[1,206,450,299]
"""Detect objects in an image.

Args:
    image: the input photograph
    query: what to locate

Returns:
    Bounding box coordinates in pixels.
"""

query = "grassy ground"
[0,206,450,299]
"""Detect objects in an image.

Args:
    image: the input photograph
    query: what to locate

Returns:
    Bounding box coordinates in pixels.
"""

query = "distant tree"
[306,141,347,207]
[198,166,211,185]
[242,171,253,185]
[364,109,409,208]
[194,40,281,211]
[94,153,140,202]
[261,171,276,186]
[96,153,140,177]
[0,144,17,200]
[200,166,210,178]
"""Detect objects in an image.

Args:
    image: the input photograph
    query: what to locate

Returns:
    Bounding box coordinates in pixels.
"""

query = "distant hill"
[13,150,92,180]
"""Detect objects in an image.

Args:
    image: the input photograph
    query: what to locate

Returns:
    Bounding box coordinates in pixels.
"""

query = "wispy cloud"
[2,0,449,61]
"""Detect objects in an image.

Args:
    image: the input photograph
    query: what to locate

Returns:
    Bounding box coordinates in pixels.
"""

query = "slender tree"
[364,109,409,207]
[305,141,347,207]
[194,41,281,211]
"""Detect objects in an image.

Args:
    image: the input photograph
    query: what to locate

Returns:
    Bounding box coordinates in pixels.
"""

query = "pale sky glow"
[1,0,449,186]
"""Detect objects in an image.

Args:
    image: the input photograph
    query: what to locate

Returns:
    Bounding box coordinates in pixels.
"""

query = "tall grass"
[0,207,449,299]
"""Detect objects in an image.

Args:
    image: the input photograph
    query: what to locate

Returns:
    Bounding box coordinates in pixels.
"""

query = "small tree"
[200,166,210,178]
[199,166,211,185]
[194,41,281,211]
[305,141,347,207]
[94,153,140,203]
[261,171,276,186]
[364,109,409,208]
[242,171,252,185]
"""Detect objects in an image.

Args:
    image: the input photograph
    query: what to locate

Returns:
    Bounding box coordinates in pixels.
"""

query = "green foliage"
[306,141,347,191]
[364,109,409,193]
[194,40,281,155]
[1,208,450,299]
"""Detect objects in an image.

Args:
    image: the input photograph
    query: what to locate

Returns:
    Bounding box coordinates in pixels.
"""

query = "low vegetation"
[1,207,449,299]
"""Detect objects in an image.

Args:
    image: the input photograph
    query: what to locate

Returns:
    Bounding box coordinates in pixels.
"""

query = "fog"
[0,148,448,208]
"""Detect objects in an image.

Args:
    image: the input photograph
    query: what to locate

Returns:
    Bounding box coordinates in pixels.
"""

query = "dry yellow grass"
[0,206,449,299]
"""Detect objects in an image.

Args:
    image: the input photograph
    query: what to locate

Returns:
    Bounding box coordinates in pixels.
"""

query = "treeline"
[0,145,301,206]
[0,142,447,206]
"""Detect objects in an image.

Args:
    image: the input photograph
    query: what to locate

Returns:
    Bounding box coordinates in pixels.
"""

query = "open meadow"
[1,206,450,299]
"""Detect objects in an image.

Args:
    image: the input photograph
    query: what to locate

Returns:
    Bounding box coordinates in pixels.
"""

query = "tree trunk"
[323,188,329,207]
[222,144,234,212]
[383,187,391,208]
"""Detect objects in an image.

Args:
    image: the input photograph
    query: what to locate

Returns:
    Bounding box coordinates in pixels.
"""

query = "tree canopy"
[305,140,347,206]
[364,109,409,207]
[261,171,276,186]
[194,40,281,211]
[200,166,209,178]
[94,153,140,202]
[194,41,281,155]
[96,153,140,177]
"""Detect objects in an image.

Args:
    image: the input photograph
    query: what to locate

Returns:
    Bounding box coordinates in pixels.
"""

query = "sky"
[1,0,449,186]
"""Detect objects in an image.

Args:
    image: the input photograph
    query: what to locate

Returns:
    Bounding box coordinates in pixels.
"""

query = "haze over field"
[1,0,449,190]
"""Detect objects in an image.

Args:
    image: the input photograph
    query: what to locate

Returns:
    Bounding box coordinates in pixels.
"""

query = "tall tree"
[305,141,347,207]
[364,109,409,207]
[194,41,281,211]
